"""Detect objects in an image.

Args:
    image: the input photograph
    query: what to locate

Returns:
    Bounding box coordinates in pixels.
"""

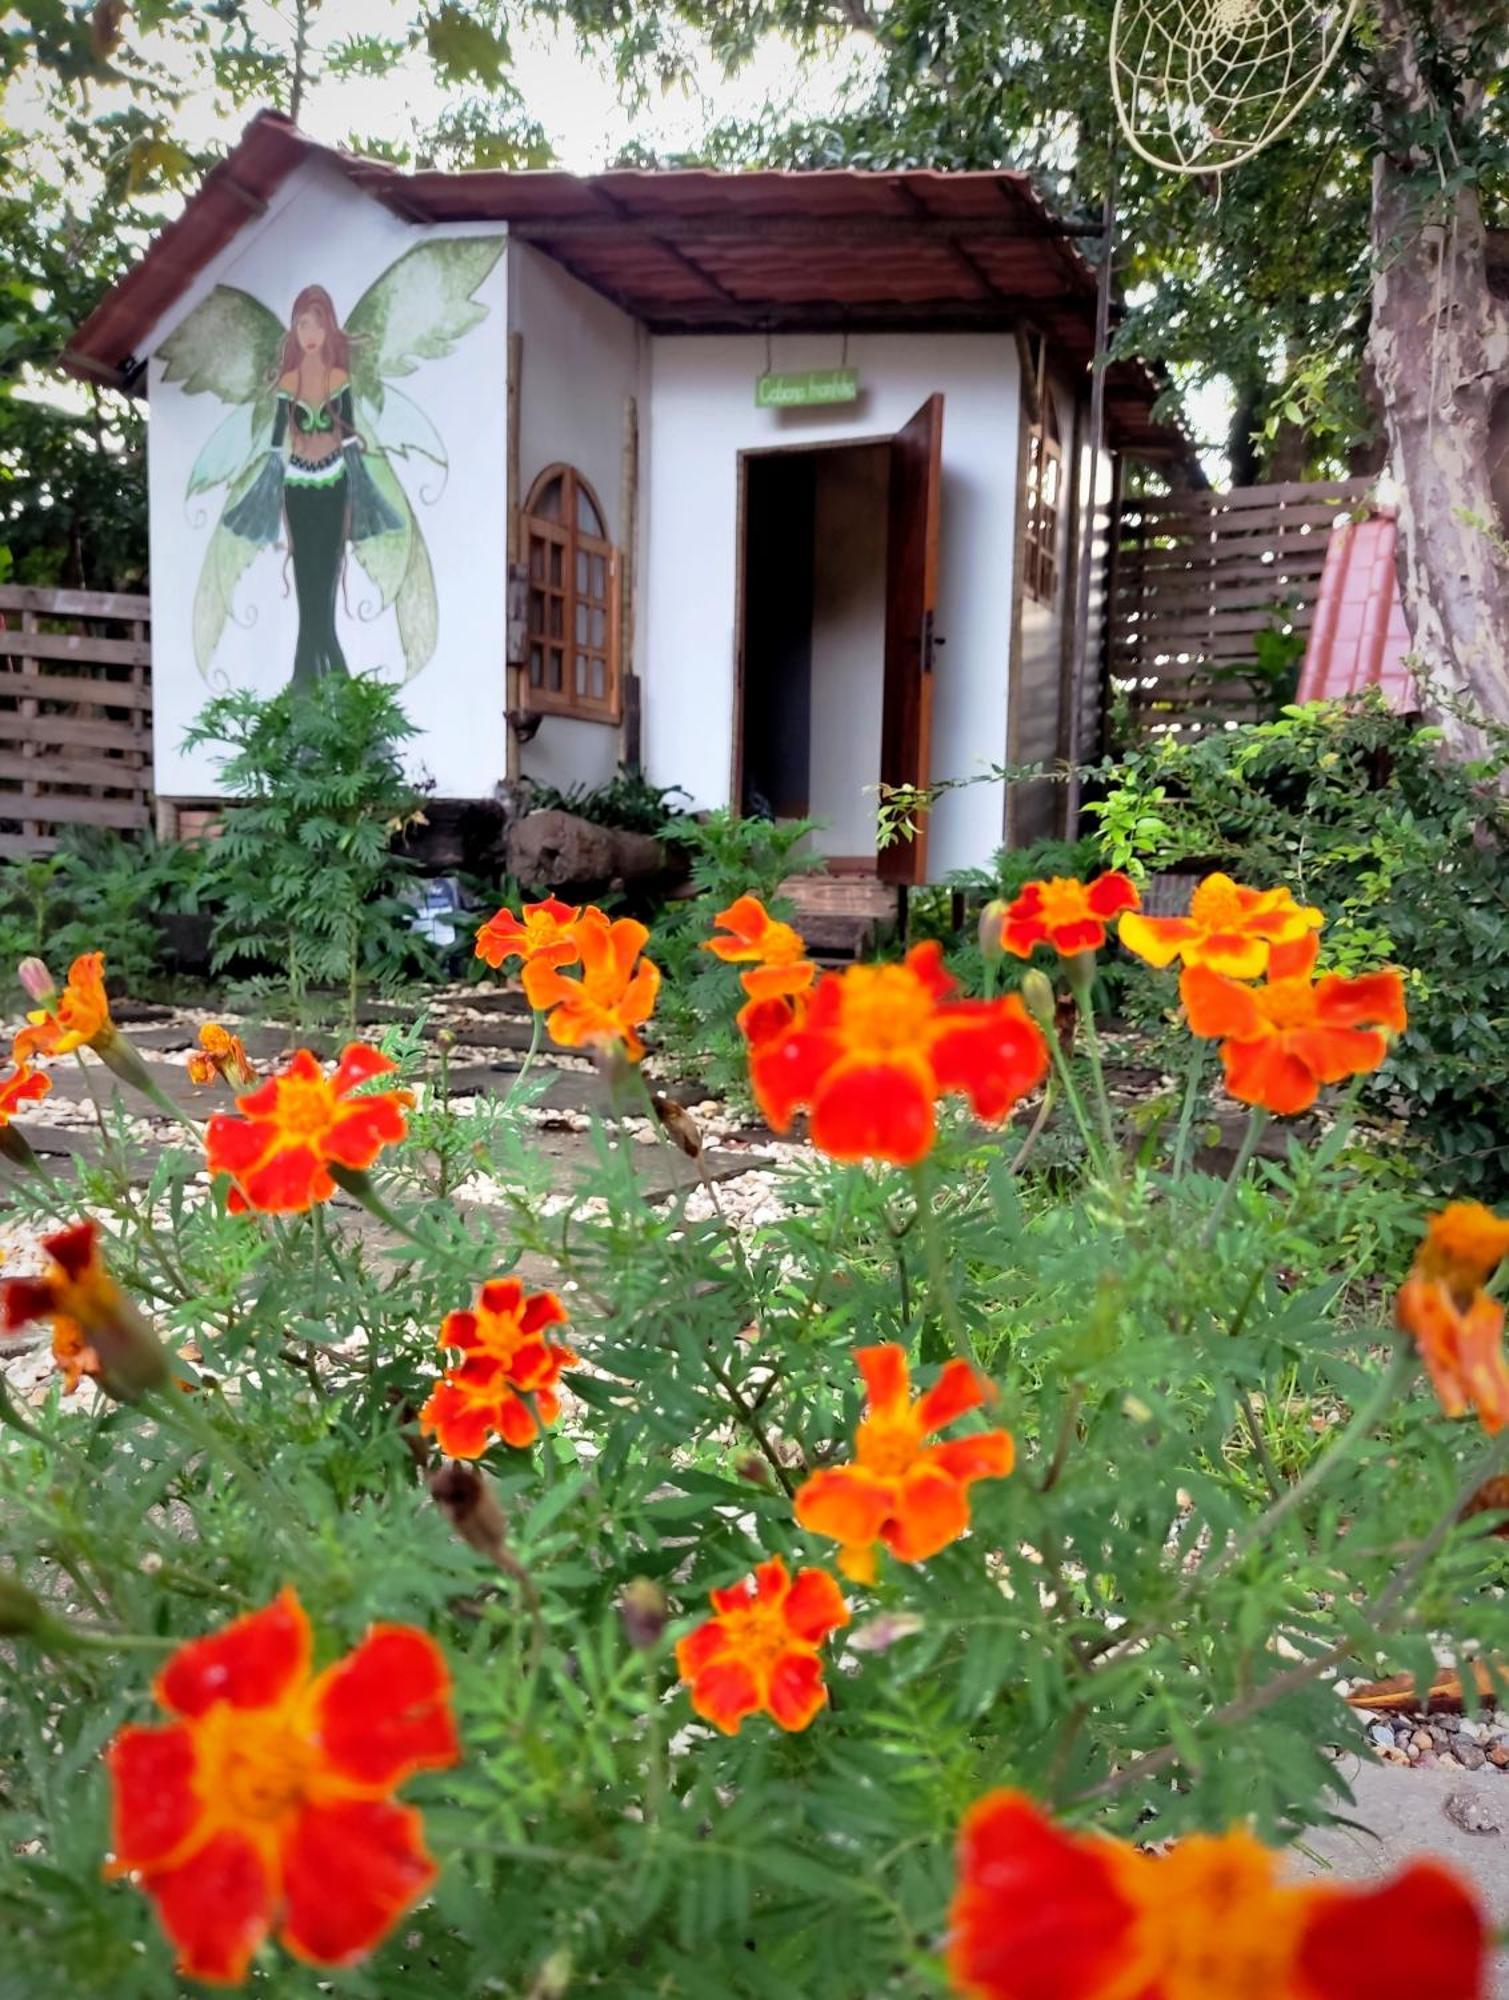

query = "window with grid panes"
[522,465,620,720]
[1023,343,1064,606]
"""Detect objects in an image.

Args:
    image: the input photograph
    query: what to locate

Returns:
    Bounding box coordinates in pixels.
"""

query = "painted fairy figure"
[158,238,505,688]
[222,283,400,681]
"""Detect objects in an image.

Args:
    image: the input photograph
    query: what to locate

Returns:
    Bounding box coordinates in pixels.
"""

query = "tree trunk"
[1369,0,1509,749]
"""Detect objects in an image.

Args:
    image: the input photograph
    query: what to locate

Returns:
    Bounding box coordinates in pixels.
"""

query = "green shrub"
[184,675,437,1029]
[650,809,825,1100]
[1085,696,1509,1195]
[528,765,693,836]
[0,832,219,1005]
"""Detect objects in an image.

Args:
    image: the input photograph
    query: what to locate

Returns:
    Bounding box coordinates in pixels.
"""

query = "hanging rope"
[1110,0,1362,176]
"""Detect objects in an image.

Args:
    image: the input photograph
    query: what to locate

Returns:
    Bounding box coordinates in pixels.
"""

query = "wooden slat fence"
[1108,479,1374,738]
[0,585,153,858]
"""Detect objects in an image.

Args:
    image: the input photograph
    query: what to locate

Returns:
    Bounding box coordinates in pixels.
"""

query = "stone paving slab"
[1294,1759,1509,1995]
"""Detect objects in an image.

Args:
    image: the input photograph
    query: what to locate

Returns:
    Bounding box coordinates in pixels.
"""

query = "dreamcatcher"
[1110,0,1363,176]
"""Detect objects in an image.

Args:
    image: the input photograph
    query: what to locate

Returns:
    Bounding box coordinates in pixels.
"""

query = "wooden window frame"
[522,464,621,723]
[1022,339,1064,607]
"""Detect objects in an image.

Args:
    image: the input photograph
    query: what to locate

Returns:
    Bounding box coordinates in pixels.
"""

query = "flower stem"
[910,1162,977,1368]
[1202,1106,1269,1244]
[1073,993,1120,1178]
[507,1009,544,1103]
[1171,1035,1206,1178]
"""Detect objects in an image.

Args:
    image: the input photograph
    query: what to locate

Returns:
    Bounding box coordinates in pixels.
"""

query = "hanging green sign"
[755,367,860,409]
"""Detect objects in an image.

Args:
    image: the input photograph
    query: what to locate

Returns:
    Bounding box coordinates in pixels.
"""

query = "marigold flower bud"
[618,1577,670,1650]
[0,1570,45,1637]
[1020,968,1057,1034]
[428,1462,510,1567]
[733,1449,775,1488]
[978,900,1008,962]
[16,958,54,1004]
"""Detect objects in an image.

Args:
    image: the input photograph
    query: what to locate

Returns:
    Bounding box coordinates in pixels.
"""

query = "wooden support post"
[1063,164,1118,833]
[505,327,523,784]
[619,390,641,769]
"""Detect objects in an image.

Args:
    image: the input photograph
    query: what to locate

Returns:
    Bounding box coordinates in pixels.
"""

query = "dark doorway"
[734,398,944,882]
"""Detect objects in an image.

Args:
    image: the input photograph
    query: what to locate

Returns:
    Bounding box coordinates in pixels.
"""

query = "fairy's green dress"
[224,380,400,684]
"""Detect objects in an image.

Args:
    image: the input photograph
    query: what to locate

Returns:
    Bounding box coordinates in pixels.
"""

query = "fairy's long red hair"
[278,285,351,375]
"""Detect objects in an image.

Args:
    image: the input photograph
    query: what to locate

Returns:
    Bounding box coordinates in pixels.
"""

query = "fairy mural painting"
[157,237,505,689]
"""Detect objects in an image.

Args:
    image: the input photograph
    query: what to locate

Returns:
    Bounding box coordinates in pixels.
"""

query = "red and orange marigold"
[204,1044,412,1214]
[1119,871,1324,981]
[675,1554,848,1735]
[12,949,115,1064]
[947,1789,1486,2000]
[106,1588,459,1986]
[0,1060,49,1124]
[795,1344,1014,1583]
[521,907,661,1061]
[420,1277,578,1457]
[996,873,1140,960]
[1,1219,168,1401]
[750,941,1047,1165]
[1396,1204,1509,1436]
[1180,933,1406,1116]
[474,896,581,972]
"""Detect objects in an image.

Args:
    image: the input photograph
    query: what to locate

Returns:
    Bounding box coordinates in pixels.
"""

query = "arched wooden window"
[1023,341,1064,606]
[522,465,620,721]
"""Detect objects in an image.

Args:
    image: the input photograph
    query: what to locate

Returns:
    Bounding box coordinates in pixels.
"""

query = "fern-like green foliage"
[183,674,438,1028]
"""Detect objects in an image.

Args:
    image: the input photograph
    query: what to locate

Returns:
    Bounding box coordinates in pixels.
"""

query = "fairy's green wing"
[158,286,285,489]
[192,458,267,674]
[344,237,505,413]
[349,455,438,682]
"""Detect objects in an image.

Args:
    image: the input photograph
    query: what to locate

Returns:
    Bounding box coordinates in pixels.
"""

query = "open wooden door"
[879,394,944,884]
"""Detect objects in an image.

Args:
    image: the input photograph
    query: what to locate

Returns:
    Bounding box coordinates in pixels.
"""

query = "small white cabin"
[65,111,1194,882]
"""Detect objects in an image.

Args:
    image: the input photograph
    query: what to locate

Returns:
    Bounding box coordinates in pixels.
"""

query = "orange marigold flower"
[705,894,818,1004]
[1,1220,168,1401]
[1397,1278,1509,1437]
[0,1060,49,1125]
[795,1344,1013,1584]
[675,1555,848,1735]
[1409,1201,1509,1304]
[204,1044,412,1215]
[105,1588,459,1986]
[1397,1204,1509,1436]
[1119,871,1324,981]
[475,896,582,972]
[420,1278,577,1458]
[997,873,1140,960]
[12,949,114,1063]
[1180,933,1406,1116]
[947,1789,1487,2000]
[750,941,1047,1166]
[521,907,661,1061]
[187,1023,257,1089]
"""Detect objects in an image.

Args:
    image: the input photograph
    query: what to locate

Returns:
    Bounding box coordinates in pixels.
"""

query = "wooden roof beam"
[509,212,1105,245]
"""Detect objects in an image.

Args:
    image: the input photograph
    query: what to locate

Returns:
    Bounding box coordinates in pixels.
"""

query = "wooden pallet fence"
[0,584,153,857]
[1107,479,1374,738]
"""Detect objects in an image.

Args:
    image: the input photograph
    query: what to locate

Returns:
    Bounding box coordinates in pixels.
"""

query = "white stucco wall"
[144,159,508,800]
[509,244,644,796]
[810,445,888,858]
[640,332,1021,879]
